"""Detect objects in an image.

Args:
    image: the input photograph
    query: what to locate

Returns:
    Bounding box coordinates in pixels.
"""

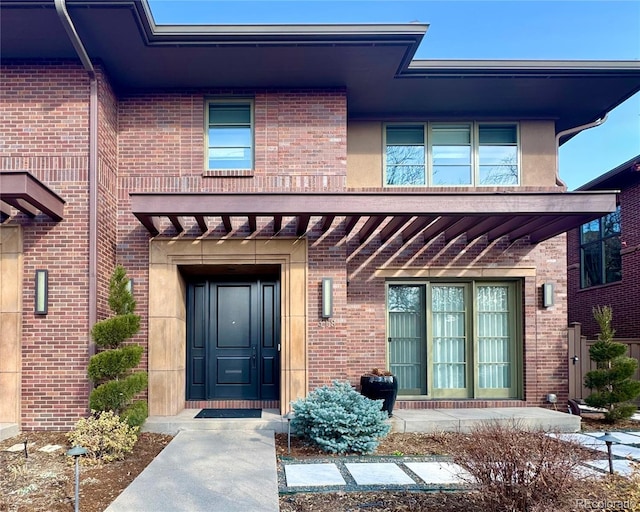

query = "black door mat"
[194,408,262,419]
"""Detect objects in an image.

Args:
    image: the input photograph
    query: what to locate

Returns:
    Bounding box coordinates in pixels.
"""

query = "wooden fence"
[568,322,640,403]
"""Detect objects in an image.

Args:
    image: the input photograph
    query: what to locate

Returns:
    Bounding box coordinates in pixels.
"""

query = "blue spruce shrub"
[290,380,391,454]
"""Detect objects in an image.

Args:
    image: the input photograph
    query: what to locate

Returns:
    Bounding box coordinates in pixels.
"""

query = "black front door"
[186,279,280,400]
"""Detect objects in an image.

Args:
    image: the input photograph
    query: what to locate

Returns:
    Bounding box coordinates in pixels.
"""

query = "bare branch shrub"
[453,421,590,512]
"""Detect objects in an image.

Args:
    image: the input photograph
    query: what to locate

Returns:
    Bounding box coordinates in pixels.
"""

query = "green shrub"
[88,345,143,382]
[584,305,640,422]
[88,265,148,426]
[67,410,139,464]
[290,380,390,454]
[91,314,141,349]
[89,372,148,412]
[122,400,149,428]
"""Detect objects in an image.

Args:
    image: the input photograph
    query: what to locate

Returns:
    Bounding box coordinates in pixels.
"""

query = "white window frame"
[383,122,520,187]
[205,98,255,171]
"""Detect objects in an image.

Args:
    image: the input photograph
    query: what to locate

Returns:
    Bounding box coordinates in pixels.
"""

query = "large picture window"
[387,281,520,399]
[385,122,519,187]
[206,100,253,170]
[580,207,621,288]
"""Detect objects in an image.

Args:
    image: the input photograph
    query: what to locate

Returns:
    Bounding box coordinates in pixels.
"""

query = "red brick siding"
[568,178,640,337]
[96,68,119,319]
[1,60,92,430]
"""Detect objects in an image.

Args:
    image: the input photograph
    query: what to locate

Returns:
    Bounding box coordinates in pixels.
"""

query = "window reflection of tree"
[388,286,421,312]
[386,146,424,185]
[479,153,519,185]
[580,208,621,288]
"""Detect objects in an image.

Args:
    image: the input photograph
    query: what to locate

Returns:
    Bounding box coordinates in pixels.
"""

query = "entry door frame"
[147,237,308,417]
[186,277,280,401]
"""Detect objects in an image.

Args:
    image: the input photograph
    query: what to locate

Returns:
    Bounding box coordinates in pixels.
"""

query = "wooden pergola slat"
[168,215,184,233]
[222,215,232,233]
[195,215,208,233]
[358,216,386,243]
[401,216,436,242]
[296,215,310,236]
[379,215,412,243]
[321,215,335,232]
[273,215,283,233]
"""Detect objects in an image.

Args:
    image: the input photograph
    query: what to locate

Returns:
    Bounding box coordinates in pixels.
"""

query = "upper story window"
[385,122,519,187]
[206,100,253,170]
[580,206,621,288]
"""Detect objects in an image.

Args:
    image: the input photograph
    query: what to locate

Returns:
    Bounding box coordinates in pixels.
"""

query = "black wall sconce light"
[321,277,333,319]
[35,269,48,315]
[542,282,554,308]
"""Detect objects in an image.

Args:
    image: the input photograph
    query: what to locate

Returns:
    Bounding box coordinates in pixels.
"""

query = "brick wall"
[97,68,119,319]
[1,61,92,429]
[116,89,349,399]
[568,178,640,337]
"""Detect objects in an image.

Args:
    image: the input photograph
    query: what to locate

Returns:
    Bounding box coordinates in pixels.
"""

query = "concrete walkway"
[105,418,640,511]
[105,430,279,512]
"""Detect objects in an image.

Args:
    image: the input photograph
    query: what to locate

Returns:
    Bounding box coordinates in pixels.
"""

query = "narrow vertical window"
[478,124,519,185]
[431,124,472,185]
[476,285,512,390]
[385,125,425,185]
[431,285,467,392]
[207,101,253,170]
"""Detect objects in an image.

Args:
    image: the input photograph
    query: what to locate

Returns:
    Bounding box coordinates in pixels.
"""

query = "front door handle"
[252,346,257,369]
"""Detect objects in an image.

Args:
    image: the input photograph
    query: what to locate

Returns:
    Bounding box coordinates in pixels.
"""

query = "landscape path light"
[597,432,620,475]
[67,445,87,512]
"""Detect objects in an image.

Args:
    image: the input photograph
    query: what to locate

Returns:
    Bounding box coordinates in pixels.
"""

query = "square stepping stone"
[38,444,62,453]
[548,432,603,448]
[611,444,640,460]
[345,463,415,485]
[405,462,469,484]
[584,459,637,477]
[583,432,640,445]
[284,463,346,487]
[4,442,34,453]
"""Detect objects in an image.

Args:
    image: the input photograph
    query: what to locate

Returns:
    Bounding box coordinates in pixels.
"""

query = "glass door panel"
[476,284,515,398]
[431,285,470,398]
[388,285,426,395]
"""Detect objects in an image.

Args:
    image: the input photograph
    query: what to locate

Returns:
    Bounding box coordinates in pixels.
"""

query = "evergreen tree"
[88,265,148,427]
[584,305,640,423]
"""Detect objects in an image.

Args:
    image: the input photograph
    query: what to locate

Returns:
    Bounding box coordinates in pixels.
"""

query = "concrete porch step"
[0,423,19,442]
[143,409,290,435]
[143,406,580,435]
[390,407,580,433]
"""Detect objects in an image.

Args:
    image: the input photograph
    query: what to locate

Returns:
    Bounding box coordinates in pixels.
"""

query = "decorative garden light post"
[67,445,87,512]
[597,432,620,474]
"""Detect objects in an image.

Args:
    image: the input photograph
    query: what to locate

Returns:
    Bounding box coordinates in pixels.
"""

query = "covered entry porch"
[134,190,616,417]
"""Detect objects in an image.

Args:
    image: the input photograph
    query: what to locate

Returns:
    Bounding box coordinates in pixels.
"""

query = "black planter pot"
[360,375,398,417]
